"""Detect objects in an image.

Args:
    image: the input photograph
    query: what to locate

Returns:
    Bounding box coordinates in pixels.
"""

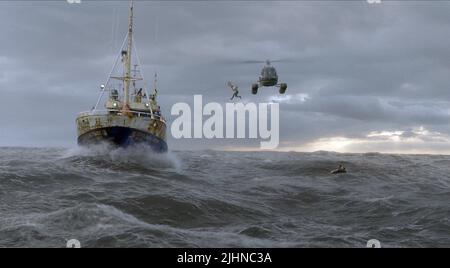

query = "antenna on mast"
[123,0,134,109]
[153,72,158,93]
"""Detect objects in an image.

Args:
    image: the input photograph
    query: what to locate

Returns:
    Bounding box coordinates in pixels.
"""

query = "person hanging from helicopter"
[227,81,242,101]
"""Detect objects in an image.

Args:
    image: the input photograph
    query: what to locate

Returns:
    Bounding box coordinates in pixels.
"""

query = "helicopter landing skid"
[276,83,288,94]
[251,83,287,95]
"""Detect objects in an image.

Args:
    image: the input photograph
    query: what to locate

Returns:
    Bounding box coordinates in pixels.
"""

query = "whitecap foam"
[59,144,182,172]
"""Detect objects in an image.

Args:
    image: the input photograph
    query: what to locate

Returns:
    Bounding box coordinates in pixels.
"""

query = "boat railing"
[78,109,166,123]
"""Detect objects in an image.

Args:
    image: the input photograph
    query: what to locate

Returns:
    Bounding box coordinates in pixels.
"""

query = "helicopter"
[250,60,288,95]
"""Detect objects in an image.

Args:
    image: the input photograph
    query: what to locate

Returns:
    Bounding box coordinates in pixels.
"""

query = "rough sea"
[0,146,449,248]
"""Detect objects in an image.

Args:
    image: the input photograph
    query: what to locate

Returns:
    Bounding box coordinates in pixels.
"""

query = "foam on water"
[0,147,449,247]
[62,144,182,172]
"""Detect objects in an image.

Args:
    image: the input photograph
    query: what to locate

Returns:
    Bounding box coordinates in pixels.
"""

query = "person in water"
[228,81,242,100]
[331,164,347,174]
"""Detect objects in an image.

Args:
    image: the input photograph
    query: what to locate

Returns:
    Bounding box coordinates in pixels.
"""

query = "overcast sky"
[1,0,450,153]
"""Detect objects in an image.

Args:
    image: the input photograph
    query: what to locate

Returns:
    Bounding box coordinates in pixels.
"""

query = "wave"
[60,144,182,172]
[0,147,449,247]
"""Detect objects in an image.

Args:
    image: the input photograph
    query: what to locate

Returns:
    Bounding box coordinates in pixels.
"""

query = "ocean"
[0,146,449,248]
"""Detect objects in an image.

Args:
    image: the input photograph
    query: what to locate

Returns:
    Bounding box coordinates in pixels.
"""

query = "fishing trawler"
[76,1,167,152]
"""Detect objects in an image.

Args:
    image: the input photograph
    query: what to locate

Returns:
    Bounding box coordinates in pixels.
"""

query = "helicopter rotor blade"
[215,58,300,65]
[241,60,266,64]
[216,59,265,65]
[269,58,298,63]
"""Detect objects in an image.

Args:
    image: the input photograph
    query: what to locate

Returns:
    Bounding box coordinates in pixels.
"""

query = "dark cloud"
[1,1,450,152]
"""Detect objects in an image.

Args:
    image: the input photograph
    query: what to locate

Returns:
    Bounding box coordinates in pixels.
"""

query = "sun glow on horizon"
[286,127,450,154]
[216,126,450,155]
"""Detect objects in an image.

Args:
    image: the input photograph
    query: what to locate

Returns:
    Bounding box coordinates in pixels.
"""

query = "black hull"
[78,127,168,153]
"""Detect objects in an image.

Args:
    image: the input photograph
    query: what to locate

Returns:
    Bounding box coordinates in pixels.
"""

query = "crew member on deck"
[135,88,143,103]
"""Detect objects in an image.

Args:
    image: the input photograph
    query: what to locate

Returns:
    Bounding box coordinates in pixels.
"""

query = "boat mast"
[124,0,134,108]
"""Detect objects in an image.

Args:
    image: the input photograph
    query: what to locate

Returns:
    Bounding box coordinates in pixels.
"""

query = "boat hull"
[76,112,167,153]
[78,126,168,152]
